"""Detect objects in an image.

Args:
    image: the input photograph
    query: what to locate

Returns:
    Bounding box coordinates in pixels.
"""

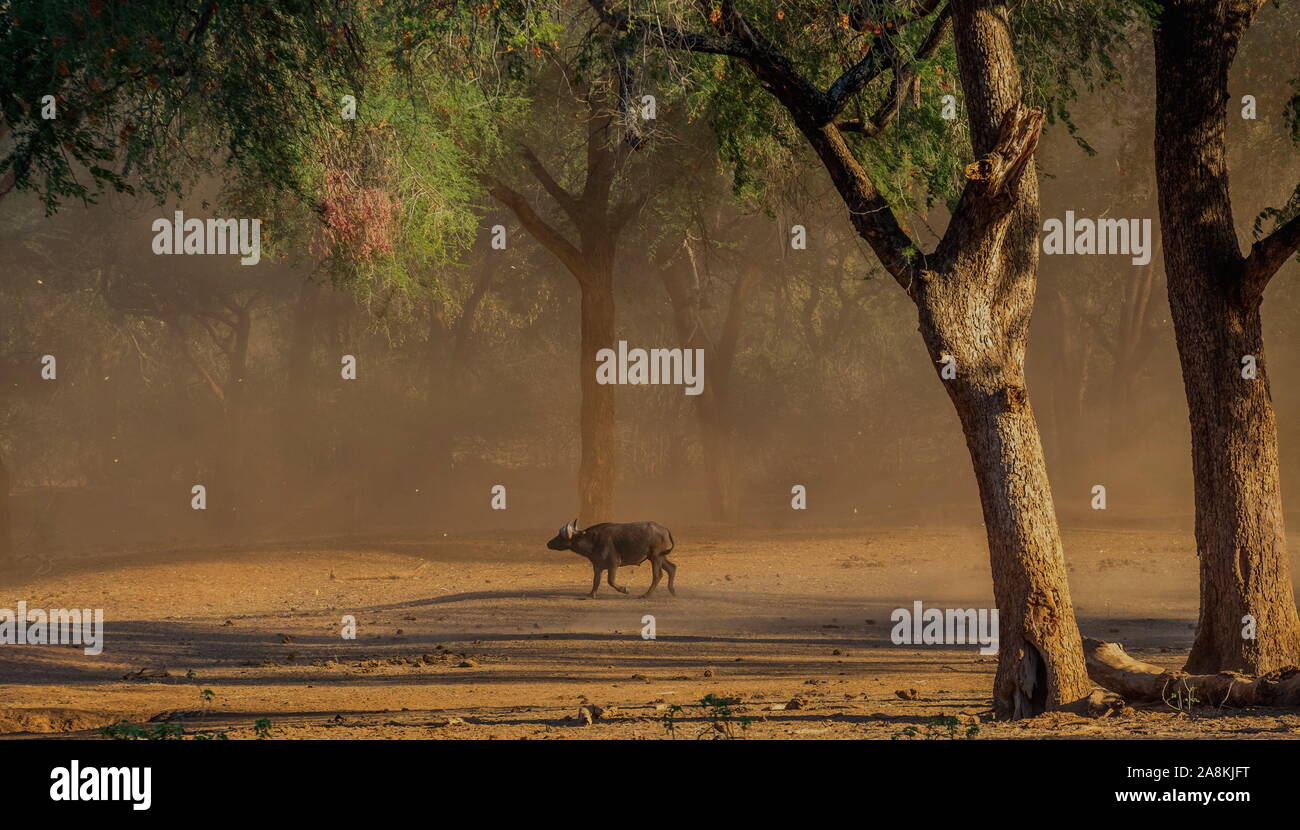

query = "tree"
[0,0,368,554]
[586,0,1138,716]
[483,89,632,523]
[0,0,359,213]
[657,226,757,521]
[101,244,281,531]
[480,58,690,523]
[1149,0,1300,673]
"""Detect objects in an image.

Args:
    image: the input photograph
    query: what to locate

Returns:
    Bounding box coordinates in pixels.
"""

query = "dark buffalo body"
[546,520,678,598]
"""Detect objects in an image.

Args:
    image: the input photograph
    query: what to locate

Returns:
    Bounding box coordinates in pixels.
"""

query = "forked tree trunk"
[908,98,1091,713]
[1153,0,1300,673]
[578,273,617,524]
[655,0,1094,716]
[913,0,1091,716]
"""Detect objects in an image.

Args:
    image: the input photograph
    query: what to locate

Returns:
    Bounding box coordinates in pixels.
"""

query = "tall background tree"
[1150,0,1300,674]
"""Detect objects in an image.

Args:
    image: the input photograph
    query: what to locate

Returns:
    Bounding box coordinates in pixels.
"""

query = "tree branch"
[936,102,1044,264]
[520,144,581,222]
[483,175,590,283]
[836,5,952,136]
[582,107,625,210]
[1244,209,1300,296]
[588,0,921,286]
[586,0,751,57]
[166,318,225,405]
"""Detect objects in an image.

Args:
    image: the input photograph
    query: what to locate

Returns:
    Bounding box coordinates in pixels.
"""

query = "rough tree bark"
[485,95,644,525]
[592,0,1092,716]
[1153,0,1300,674]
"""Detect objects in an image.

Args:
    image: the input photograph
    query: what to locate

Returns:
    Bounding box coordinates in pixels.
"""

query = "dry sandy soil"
[4,524,1300,740]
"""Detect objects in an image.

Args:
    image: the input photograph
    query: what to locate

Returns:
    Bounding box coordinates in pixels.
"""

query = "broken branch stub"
[963,104,1044,197]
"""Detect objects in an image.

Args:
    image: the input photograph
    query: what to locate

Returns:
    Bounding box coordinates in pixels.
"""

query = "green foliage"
[0,0,364,213]
[1014,0,1158,155]
[100,719,186,740]
[101,673,231,739]
[661,694,752,739]
[99,719,230,740]
[672,1,971,213]
[891,715,980,740]
[1163,678,1202,712]
[574,0,1149,221]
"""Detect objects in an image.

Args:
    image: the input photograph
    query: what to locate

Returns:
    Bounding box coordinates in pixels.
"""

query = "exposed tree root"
[1083,638,1300,707]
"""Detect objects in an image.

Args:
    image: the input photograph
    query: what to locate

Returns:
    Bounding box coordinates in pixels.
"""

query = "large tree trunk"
[916,0,1091,716]
[578,271,616,524]
[1171,289,1300,674]
[945,377,1091,716]
[910,95,1091,713]
[1153,0,1300,673]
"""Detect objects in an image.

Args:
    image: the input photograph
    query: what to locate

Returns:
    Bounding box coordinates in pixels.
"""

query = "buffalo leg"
[606,564,629,594]
[641,555,663,599]
[588,567,602,598]
[661,557,677,596]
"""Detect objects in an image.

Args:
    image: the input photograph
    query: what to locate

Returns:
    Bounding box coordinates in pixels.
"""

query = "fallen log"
[1083,637,1300,707]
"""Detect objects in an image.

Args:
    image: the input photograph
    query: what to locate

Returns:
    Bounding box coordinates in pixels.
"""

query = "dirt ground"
[4,524,1300,740]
